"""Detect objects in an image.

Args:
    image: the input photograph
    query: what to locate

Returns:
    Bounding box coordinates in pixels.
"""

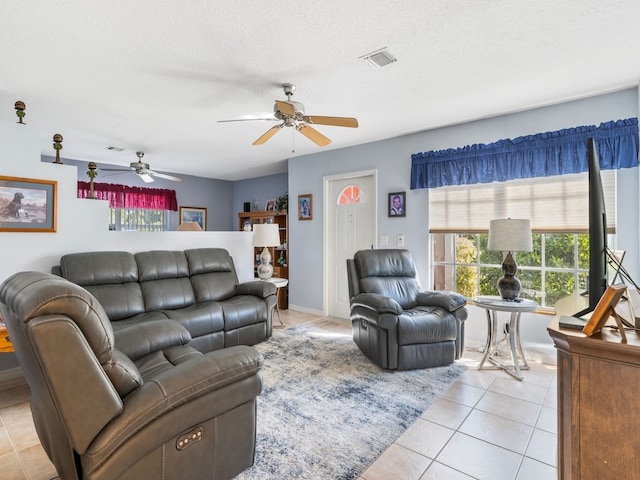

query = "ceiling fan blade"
[296,124,331,147]
[303,115,359,128]
[100,168,134,172]
[150,171,182,182]
[253,124,284,145]
[218,117,278,123]
[275,100,296,116]
[138,173,154,183]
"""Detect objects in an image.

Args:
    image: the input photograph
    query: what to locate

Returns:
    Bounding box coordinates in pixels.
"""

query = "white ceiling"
[1,1,639,181]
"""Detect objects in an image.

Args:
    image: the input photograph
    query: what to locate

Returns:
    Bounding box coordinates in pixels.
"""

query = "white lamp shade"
[177,221,202,231]
[252,223,280,247]
[488,218,533,252]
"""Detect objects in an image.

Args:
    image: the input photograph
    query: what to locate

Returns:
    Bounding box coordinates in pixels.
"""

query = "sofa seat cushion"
[111,312,171,333]
[112,319,192,361]
[397,306,458,346]
[220,296,269,331]
[164,302,225,338]
[134,344,204,379]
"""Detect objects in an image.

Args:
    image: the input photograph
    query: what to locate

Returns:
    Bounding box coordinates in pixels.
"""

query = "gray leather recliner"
[347,249,468,370]
[0,271,263,480]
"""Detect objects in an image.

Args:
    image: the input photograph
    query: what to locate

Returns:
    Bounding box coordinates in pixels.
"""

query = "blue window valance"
[410,118,639,189]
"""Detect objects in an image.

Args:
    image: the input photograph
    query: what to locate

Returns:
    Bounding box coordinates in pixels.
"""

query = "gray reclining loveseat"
[0,270,263,480]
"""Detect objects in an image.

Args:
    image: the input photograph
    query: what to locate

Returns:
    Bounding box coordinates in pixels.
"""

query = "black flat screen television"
[574,137,608,317]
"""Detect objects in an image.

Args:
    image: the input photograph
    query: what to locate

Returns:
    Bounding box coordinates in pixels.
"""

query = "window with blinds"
[428,170,616,233]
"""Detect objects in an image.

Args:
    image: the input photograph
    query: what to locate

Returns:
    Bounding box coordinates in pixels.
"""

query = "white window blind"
[428,171,616,233]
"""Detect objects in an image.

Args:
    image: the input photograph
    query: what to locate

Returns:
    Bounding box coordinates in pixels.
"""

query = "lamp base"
[257,246,273,280]
[497,275,521,300]
[497,252,521,300]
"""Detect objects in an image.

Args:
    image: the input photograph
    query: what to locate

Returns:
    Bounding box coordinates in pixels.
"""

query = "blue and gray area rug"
[235,323,467,480]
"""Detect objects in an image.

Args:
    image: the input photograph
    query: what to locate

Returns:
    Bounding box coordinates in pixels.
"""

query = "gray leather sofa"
[347,249,468,370]
[54,248,277,353]
[0,271,263,480]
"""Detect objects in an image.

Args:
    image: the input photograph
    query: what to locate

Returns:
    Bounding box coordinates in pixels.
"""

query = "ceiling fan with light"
[101,151,182,183]
[219,83,358,147]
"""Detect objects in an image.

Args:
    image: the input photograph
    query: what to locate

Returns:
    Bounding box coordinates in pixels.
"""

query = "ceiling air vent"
[361,48,397,69]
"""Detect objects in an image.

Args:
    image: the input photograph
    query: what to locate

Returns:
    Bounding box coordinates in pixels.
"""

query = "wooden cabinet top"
[548,316,640,365]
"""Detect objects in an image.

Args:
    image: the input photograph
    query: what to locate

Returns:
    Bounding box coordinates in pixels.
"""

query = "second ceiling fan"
[219,83,358,147]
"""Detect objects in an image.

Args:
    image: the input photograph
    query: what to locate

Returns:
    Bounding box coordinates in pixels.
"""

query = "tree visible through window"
[432,232,593,309]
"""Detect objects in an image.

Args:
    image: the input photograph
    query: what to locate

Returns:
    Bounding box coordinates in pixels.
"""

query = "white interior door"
[326,172,376,318]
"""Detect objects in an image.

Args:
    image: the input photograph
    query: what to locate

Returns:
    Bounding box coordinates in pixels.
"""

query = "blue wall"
[231,172,288,226]
[287,88,640,313]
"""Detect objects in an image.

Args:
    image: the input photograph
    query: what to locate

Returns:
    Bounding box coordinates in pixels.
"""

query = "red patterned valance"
[77,182,178,211]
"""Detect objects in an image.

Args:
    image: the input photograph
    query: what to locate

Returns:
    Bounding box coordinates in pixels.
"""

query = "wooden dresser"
[548,318,640,479]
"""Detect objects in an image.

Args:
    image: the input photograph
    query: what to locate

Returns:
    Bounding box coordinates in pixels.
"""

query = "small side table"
[0,323,14,353]
[472,296,539,380]
[256,277,288,328]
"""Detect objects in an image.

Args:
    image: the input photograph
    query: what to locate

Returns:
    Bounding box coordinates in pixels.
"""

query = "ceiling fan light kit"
[221,83,359,147]
[100,151,182,183]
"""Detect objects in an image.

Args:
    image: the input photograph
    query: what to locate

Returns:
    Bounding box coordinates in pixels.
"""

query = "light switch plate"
[397,234,405,246]
[380,235,388,246]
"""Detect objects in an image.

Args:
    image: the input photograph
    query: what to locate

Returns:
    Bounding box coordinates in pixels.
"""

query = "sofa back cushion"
[185,248,238,302]
[135,251,196,311]
[354,249,420,309]
[59,251,145,321]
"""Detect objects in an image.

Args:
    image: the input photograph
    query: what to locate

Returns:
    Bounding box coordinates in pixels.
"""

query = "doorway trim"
[323,169,378,316]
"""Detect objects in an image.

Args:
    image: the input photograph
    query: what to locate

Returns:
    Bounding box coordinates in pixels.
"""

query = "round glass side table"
[471,296,539,380]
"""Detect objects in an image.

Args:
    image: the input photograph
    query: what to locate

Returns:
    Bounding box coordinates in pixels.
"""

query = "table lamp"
[488,218,533,300]
[252,223,281,280]
[177,221,203,231]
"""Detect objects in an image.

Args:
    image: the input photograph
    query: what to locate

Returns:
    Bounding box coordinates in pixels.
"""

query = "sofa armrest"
[417,290,467,313]
[351,293,403,315]
[235,280,277,298]
[114,319,191,361]
[87,346,263,460]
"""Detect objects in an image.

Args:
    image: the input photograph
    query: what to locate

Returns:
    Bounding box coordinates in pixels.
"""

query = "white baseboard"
[287,304,324,317]
[0,367,26,390]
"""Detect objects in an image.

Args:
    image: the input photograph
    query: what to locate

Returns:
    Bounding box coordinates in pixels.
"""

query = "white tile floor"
[358,345,557,480]
[0,310,557,480]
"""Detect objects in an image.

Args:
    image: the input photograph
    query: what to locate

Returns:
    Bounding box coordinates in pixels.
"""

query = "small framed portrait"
[0,175,57,232]
[298,194,313,220]
[265,199,276,211]
[179,206,207,230]
[388,192,406,217]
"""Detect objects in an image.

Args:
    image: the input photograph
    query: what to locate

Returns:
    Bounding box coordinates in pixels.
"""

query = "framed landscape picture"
[298,194,312,220]
[179,206,207,230]
[0,176,57,232]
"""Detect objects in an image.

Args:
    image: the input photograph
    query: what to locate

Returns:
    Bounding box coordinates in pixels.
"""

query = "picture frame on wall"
[388,191,406,217]
[298,194,312,220]
[179,206,207,230]
[0,175,57,232]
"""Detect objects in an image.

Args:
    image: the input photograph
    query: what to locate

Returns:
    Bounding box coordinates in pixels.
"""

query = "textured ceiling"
[1,1,639,181]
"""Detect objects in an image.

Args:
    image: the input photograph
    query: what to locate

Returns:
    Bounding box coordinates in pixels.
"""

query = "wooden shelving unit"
[239,211,288,309]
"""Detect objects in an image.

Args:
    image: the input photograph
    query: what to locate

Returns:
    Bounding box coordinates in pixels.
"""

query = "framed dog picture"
[0,176,57,232]
[388,191,405,217]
